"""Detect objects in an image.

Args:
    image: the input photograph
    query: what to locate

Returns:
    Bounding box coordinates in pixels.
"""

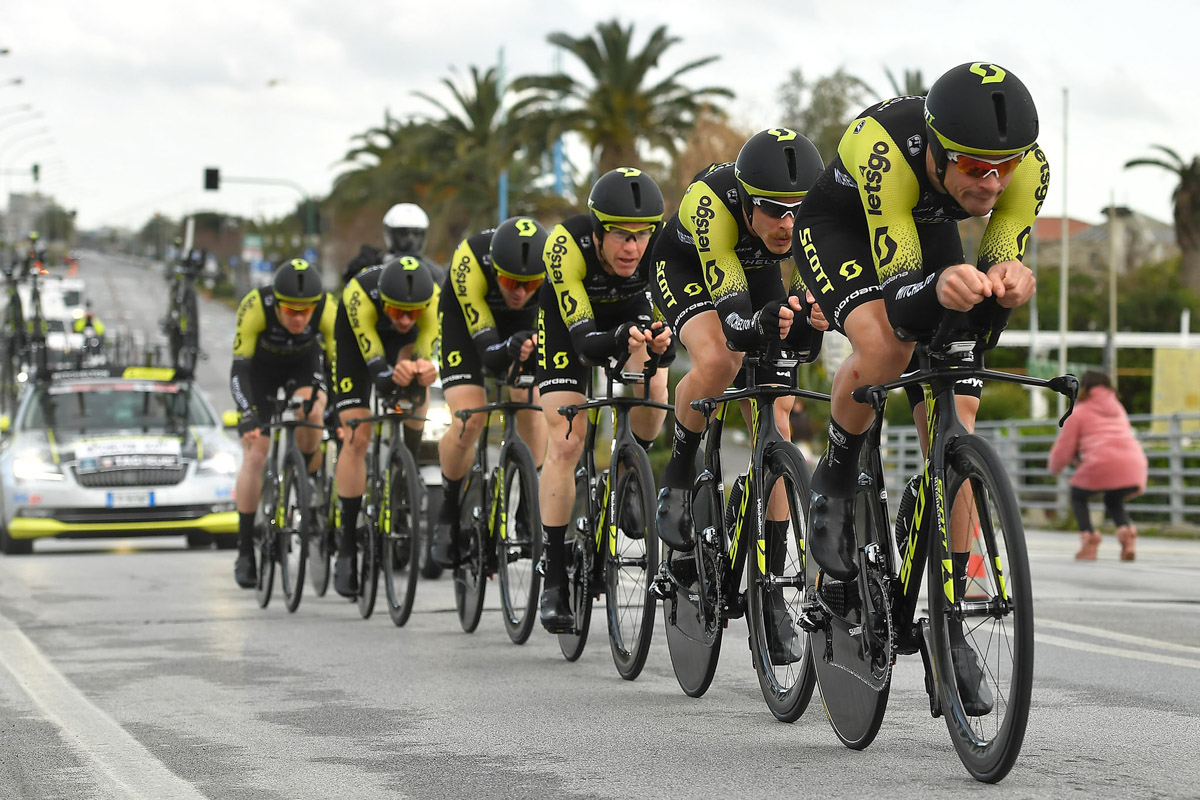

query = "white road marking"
[0,614,207,799]
[1037,633,1200,670]
[1038,617,1200,656]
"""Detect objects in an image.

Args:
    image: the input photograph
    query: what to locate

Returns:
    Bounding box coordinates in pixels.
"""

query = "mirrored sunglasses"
[750,195,805,219]
[602,224,655,243]
[278,301,317,313]
[946,150,1025,180]
[497,274,545,293]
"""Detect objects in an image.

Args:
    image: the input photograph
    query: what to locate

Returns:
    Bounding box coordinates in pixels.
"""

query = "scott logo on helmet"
[616,168,642,178]
[969,63,1006,84]
[767,128,797,142]
[516,219,538,237]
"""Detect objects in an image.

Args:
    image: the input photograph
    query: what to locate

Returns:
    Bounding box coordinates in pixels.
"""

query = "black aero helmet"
[734,128,825,217]
[587,168,665,236]
[378,256,435,309]
[490,217,549,279]
[925,62,1039,175]
[272,258,324,305]
[382,203,429,255]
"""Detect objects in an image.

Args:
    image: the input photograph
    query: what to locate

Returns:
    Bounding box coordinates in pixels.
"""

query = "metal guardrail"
[879,412,1200,528]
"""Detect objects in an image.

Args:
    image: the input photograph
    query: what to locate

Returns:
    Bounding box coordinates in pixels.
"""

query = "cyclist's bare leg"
[292,386,326,469]
[538,390,587,527]
[630,367,669,444]
[672,310,743,438]
[511,384,547,467]
[235,433,270,514]
[831,300,914,436]
[335,407,371,498]
[439,384,487,482]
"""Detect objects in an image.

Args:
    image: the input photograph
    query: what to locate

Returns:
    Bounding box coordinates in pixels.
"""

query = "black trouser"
[1070,486,1137,531]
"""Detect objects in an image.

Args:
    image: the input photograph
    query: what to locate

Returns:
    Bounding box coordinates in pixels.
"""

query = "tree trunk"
[1181,246,1200,295]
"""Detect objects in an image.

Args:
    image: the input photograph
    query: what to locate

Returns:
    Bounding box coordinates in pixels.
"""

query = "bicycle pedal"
[649,574,674,600]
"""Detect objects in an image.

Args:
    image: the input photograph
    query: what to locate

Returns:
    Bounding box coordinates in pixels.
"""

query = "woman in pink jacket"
[1049,371,1148,560]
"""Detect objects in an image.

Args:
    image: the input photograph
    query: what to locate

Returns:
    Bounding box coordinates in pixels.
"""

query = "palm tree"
[883,67,928,97]
[1126,145,1200,293]
[512,19,733,178]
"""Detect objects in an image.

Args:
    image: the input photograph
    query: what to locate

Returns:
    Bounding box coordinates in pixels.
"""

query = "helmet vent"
[784,147,798,182]
[519,242,530,263]
[992,92,1009,141]
[630,183,642,209]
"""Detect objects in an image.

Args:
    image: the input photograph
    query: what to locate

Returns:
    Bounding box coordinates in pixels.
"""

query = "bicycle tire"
[496,442,541,645]
[806,469,892,749]
[356,472,380,619]
[454,469,487,633]
[0,337,19,417]
[929,434,1034,783]
[663,475,723,697]
[308,448,335,597]
[558,471,594,661]
[277,445,310,613]
[746,442,817,722]
[175,288,200,373]
[419,486,445,579]
[254,474,279,608]
[382,443,422,627]
[605,444,659,680]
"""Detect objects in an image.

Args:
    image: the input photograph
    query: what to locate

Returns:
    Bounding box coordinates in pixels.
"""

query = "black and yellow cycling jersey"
[442,228,539,383]
[652,161,807,348]
[230,289,336,421]
[795,95,1049,334]
[544,213,656,364]
[332,260,440,412]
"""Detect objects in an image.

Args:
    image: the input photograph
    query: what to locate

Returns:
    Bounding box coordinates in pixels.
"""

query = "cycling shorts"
[331,302,414,413]
[438,289,537,389]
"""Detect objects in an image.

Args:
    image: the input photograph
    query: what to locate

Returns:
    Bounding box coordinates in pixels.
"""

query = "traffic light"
[204,167,219,191]
[31,163,39,183]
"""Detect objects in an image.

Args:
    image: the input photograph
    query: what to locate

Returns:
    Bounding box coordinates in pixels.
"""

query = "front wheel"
[746,443,817,722]
[605,444,659,681]
[174,288,200,373]
[454,469,488,633]
[277,446,310,614]
[382,444,422,627]
[356,495,380,620]
[496,443,541,645]
[558,471,594,662]
[930,435,1034,783]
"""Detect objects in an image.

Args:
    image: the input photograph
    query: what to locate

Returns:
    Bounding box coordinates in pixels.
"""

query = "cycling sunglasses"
[946,150,1025,180]
[496,273,544,293]
[602,223,655,243]
[383,301,428,322]
[278,300,317,313]
[750,195,805,219]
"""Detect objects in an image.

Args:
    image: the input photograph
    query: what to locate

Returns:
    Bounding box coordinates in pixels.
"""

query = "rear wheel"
[277,446,310,614]
[254,479,278,608]
[931,435,1034,784]
[663,476,723,697]
[746,443,816,722]
[605,444,659,681]
[174,288,200,373]
[382,444,422,627]
[454,469,487,633]
[308,442,336,597]
[419,485,444,579]
[356,470,380,619]
[497,443,541,645]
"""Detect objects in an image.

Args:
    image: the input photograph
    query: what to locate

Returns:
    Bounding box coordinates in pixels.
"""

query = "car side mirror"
[222,410,240,429]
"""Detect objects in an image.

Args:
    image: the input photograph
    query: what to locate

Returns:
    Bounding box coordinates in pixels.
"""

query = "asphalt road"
[0,253,1197,799]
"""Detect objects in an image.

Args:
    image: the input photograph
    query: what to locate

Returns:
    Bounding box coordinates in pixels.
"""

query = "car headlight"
[422,403,453,442]
[13,450,64,482]
[198,449,240,476]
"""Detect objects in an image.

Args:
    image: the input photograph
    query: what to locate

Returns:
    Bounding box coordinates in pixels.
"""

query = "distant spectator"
[1049,371,1148,561]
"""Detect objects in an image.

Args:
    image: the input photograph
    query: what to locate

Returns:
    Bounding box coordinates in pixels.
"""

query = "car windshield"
[20,384,215,432]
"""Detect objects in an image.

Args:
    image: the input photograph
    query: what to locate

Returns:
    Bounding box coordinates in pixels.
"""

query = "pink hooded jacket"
[1048,385,1148,493]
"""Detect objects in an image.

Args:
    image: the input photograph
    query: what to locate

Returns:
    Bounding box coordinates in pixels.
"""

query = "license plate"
[106,491,154,509]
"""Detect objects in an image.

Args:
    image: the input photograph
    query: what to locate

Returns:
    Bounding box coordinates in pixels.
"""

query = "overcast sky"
[3,0,1195,235]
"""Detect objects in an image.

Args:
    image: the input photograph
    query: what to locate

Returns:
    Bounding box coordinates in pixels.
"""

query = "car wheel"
[1,526,33,556]
[186,532,213,549]
[213,533,238,550]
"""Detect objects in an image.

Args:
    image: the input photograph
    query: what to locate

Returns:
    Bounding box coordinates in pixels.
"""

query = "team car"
[0,365,241,554]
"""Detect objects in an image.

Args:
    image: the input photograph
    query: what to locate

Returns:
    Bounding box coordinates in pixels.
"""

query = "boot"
[333,531,359,598]
[1116,525,1137,561]
[1074,531,1101,560]
[234,552,257,589]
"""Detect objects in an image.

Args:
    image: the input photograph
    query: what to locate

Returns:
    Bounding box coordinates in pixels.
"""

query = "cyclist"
[331,255,440,598]
[230,258,336,589]
[341,202,445,287]
[651,128,827,663]
[536,167,674,633]
[796,62,1046,715]
[72,303,106,340]
[430,216,550,569]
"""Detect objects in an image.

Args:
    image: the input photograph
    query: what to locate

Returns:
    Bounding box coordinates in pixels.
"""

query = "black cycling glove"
[506,330,534,361]
[237,412,261,437]
[366,356,396,395]
[751,299,787,344]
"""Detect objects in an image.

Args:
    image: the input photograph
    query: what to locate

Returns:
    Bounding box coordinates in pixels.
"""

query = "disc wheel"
[496,443,541,645]
[930,435,1034,784]
[605,444,659,681]
[663,476,723,697]
[557,472,594,661]
[746,443,817,722]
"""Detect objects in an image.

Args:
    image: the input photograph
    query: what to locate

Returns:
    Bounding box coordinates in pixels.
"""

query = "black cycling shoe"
[539,583,573,633]
[333,553,359,598]
[430,518,460,570]
[234,552,257,589]
[952,641,995,716]
[765,593,805,665]
[619,486,645,539]
[655,487,694,551]
[808,491,859,581]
